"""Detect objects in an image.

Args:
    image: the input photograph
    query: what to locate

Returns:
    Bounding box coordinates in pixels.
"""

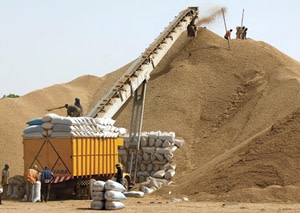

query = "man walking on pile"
[41,166,54,202]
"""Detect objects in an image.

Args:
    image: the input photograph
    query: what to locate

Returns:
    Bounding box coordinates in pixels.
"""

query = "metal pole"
[222,8,230,50]
[241,9,245,27]
[222,8,227,32]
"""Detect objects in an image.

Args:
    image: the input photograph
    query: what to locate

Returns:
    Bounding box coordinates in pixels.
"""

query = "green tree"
[1,94,20,99]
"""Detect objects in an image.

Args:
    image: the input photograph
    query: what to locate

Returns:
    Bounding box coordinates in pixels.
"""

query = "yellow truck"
[23,136,131,199]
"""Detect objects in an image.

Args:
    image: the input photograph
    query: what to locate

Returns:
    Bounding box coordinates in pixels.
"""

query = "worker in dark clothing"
[115,163,123,185]
[187,23,197,37]
[187,16,198,37]
[64,104,81,117]
[74,98,83,116]
[1,164,9,199]
[241,27,248,40]
[41,166,54,202]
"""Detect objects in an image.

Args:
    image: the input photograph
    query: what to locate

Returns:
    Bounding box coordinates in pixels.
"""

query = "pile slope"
[1,28,300,202]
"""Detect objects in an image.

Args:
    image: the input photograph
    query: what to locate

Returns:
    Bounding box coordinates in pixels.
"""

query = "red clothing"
[224,30,232,40]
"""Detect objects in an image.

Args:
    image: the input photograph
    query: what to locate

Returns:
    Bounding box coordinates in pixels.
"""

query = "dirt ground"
[2,197,300,213]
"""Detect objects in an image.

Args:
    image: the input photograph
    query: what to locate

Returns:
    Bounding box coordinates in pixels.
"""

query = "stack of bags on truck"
[90,179,127,210]
[22,113,126,138]
[119,131,184,192]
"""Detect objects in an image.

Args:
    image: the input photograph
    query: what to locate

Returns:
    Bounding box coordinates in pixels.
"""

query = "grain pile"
[1,28,300,202]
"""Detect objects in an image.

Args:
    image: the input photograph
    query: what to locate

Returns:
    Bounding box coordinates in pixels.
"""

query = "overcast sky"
[1,0,300,97]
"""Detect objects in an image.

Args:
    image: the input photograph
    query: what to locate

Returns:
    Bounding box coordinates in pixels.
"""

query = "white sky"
[1,0,300,97]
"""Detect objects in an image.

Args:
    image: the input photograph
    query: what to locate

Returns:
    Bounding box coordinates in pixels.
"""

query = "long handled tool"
[221,8,230,50]
[46,105,65,111]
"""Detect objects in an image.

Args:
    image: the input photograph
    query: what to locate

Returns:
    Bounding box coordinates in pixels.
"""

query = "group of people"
[235,26,248,39]
[24,165,54,202]
[65,97,84,117]
[0,164,9,204]
[224,26,248,40]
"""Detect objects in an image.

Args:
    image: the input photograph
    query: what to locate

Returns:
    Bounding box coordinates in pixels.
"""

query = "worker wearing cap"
[1,164,9,199]
[115,163,123,185]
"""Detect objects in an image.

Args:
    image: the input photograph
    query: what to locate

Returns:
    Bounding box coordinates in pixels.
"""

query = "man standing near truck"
[41,166,54,202]
[24,165,39,202]
[1,164,9,199]
[115,163,123,185]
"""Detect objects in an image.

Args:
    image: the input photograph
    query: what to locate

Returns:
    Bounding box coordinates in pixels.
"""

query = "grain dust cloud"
[196,7,226,26]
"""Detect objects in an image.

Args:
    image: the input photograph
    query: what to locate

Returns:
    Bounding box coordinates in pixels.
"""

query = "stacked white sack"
[90,180,105,210]
[90,179,126,210]
[119,131,184,184]
[22,113,127,138]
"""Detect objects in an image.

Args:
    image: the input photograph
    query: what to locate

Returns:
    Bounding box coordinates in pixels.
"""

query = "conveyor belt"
[87,7,198,118]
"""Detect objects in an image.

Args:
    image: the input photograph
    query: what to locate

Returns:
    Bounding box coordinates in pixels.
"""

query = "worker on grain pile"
[236,26,243,39]
[74,97,83,116]
[187,23,197,37]
[187,16,198,37]
[64,104,81,117]
[224,29,233,40]
[241,27,248,40]
[115,163,123,185]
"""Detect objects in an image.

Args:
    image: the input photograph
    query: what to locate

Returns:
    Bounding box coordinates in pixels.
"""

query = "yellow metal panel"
[71,137,124,177]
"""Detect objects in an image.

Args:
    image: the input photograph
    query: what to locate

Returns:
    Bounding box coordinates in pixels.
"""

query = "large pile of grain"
[1,28,300,202]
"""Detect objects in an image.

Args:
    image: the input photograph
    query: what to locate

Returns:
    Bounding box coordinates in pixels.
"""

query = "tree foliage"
[1,94,20,99]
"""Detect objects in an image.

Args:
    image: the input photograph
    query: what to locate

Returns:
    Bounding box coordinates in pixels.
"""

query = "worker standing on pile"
[187,16,198,37]
[236,26,243,39]
[64,104,81,117]
[74,98,83,116]
[241,27,248,39]
[224,29,233,40]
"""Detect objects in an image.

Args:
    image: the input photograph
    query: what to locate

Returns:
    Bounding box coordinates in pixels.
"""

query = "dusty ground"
[2,197,300,213]
[2,10,300,213]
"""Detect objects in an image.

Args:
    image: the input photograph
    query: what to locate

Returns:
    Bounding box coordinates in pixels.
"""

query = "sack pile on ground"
[6,175,26,199]
[119,131,184,187]
[22,113,127,138]
[90,179,126,210]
